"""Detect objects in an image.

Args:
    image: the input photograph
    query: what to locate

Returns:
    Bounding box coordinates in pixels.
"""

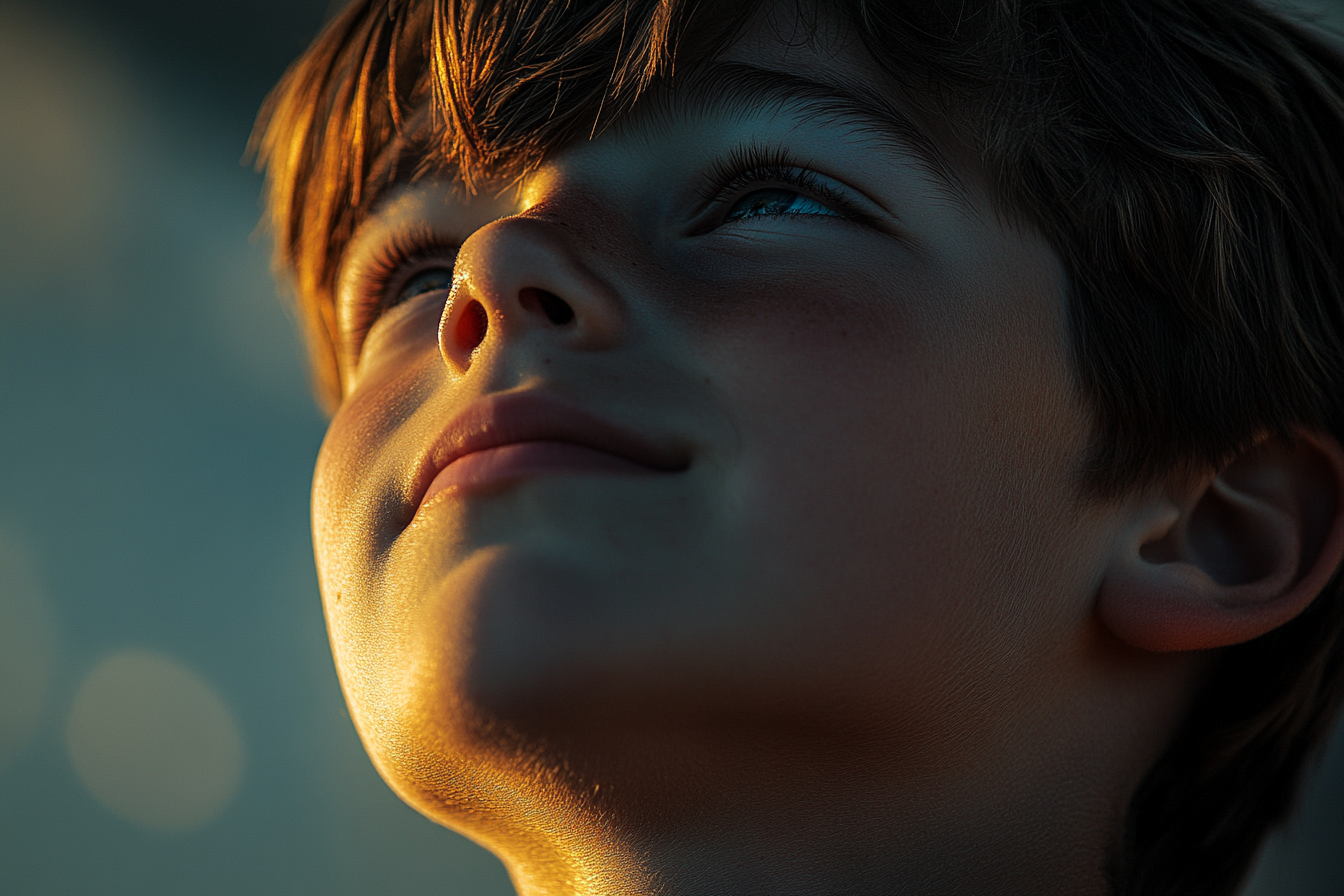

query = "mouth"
[412,391,690,511]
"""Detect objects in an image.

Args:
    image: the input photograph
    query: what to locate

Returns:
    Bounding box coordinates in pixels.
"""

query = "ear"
[1098,432,1344,652]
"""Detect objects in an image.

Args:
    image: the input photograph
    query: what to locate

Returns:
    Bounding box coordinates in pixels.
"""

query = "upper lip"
[411,391,690,507]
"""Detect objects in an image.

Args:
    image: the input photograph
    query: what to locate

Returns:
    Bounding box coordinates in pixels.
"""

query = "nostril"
[539,291,575,325]
[520,287,575,326]
[455,299,489,353]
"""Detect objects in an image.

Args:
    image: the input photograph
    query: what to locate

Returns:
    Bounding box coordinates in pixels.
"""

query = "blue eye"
[395,267,453,306]
[725,188,840,221]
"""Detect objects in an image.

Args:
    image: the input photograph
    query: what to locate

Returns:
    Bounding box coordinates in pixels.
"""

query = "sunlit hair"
[251,1,1344,892]
[250,0,750,399]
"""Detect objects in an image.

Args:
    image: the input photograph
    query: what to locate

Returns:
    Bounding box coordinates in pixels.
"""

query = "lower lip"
[420,441,657,506]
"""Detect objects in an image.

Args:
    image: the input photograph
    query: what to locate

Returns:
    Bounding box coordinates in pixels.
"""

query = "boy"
[251,0,1344,892]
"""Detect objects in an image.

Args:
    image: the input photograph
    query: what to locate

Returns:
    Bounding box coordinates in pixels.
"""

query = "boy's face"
[314,8,1118,825]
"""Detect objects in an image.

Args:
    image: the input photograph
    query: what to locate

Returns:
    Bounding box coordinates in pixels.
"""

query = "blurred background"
[0,1,1340,893]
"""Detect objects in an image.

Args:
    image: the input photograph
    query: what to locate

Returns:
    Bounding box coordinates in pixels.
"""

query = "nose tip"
[437,216,624,375]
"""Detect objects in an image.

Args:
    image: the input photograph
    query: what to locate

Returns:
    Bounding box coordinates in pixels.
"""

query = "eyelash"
[348,224,460,354]
[700,144,864,227]
[346,148,857,351]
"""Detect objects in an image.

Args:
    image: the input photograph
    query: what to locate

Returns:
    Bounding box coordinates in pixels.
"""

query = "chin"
[343,541,641,745]
[334,557,639,876]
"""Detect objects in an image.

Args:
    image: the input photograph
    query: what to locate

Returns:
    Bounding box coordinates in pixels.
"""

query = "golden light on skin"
[66,650,244,832]
[326,546,654,894]
[0,523,56,770]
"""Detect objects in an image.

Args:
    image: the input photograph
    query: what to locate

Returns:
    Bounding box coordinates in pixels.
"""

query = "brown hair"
[251,1,1344,892]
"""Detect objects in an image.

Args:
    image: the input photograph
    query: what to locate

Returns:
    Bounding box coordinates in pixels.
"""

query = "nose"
[439,216,626,374]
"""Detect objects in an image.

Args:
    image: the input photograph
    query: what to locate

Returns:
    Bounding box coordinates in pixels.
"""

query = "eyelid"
[344,224,460,360]
[694,143,875,231]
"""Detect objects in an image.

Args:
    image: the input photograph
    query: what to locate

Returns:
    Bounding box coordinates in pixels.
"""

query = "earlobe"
[1098,432,1344,652]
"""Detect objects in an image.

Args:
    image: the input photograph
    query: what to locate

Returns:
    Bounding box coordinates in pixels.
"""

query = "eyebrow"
[638,61,971,204]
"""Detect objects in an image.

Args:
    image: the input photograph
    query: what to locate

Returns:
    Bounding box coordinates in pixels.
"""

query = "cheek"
[655,234,1095,710]
[313,371,423,571]
[310,348,445,681]
[662,236,922,351]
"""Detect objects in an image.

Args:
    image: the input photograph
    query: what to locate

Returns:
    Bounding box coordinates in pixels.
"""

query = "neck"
[486,731,1122,896]
[437,629,1196,896]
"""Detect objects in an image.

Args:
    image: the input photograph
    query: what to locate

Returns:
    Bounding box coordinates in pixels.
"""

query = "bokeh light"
[0,4,137,311]
[66,650,244,831]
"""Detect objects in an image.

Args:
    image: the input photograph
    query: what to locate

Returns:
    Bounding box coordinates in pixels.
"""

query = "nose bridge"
[438,214,625,373]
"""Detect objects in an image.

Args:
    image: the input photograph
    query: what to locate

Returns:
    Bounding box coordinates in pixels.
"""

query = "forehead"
[370,1,968,197]
[668,4,970,194]
[361,6,979,228]
[616,76,968,208]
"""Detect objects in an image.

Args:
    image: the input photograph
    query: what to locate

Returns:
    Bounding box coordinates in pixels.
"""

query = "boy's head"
[254,1,1344,893]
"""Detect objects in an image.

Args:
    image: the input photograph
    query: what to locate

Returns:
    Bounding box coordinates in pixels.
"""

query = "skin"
[310,9,1224,895]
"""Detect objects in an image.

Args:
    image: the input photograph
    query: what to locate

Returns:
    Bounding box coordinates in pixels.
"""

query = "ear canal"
[1098,433,1344,653]
[1182,477,1299,594]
